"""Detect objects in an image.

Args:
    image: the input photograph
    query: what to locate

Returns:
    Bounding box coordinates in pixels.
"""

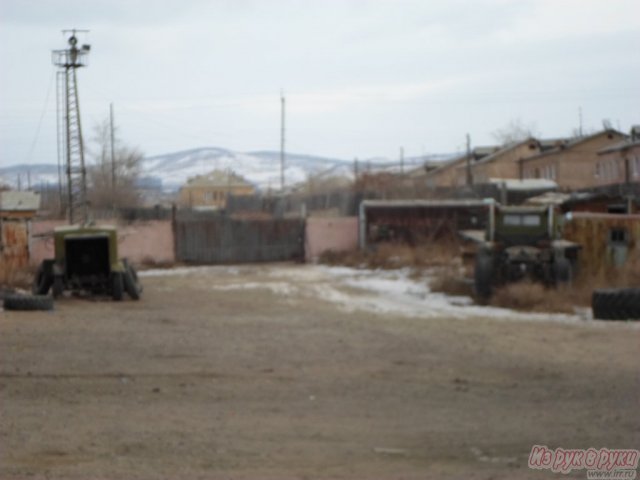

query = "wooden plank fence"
[175,216,305,264]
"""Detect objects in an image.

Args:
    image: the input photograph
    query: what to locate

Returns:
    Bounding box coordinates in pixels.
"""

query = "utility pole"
[353,157,359,192]
[465,133,472,186]
[110,102,116,209]
[280,90,286,193]
[578,106,583,137]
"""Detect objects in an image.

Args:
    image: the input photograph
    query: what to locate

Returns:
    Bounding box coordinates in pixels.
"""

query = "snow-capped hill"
[0,147,456,192]
[141,147,352,191]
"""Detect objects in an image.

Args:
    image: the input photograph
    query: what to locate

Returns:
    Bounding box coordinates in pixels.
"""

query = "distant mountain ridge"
[0,147,456,192]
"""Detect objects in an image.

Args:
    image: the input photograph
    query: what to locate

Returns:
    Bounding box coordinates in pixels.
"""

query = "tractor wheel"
[4,294,54,311]
[592,288,640,320]
[553,257,573,285]
[52,275,64,298]
[32,261,54,295]
[122,259,142,300]
[474,251,495,300]
[112,272,124,301]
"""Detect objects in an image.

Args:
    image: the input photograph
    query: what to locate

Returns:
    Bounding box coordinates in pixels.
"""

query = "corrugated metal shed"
[359,199,494,249]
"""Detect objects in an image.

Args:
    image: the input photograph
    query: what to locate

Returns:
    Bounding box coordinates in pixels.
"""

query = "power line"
[24,70,56,164]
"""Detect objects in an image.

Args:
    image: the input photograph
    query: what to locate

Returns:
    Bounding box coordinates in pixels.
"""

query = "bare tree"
[87,118,143,209]
[491,118,539,145]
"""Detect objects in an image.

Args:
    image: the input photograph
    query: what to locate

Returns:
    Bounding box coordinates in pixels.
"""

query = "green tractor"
[472,204,580,299]
[33,225,142,301]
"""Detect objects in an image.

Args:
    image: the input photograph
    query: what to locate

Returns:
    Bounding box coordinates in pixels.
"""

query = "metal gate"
[175,216,305,264]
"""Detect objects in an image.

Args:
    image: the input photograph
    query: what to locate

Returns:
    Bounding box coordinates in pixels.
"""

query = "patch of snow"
[209,281,296,296]
[138,263,640,328]
[139,266,241,277]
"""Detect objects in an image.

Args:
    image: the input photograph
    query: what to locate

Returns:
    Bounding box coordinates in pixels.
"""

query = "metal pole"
[110,102,116,209]
[280,91,285,193]
[466,133,472,186]
[65,67,73,223]
[73,67,88,224]
[56,71,65,216]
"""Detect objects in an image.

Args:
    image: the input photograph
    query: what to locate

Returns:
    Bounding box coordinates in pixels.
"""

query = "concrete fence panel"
[305,217,358,262]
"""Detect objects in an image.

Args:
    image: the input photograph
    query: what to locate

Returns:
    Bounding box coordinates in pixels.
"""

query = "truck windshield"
[503,214,541,227]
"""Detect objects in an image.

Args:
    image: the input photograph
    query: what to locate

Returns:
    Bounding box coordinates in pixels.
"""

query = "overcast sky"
[1,0,639,166]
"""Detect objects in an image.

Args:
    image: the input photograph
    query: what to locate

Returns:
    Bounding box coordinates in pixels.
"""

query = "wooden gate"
[175,216,305,264]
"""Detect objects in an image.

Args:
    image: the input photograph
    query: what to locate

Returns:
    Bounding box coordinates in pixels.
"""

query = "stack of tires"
[592,289,640,321]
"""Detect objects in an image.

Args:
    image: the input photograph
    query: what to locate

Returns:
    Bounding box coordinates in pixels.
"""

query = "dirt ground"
[1,263,638,479]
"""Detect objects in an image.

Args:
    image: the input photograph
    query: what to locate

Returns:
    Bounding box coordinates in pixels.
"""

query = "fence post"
[171,203,178,261]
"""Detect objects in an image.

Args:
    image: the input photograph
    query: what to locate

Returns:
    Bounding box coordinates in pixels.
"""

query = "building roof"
[597,139,640,155]
[183,170,253,188]
[525,191,595,207]
[464,137,539,168]
[361,199,494,209]
[520,129,627,164]
[487,178,557,191]
[538,137,571,152]
[0,191,41,212]
[425,145,500,176]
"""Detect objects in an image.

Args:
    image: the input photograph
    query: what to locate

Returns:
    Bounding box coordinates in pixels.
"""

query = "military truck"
[33,225,141,301]
[471,204,580,299]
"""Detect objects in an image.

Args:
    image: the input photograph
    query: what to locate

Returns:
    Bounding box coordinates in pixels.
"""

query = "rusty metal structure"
[563,212,640,274]
[0,191,41,268]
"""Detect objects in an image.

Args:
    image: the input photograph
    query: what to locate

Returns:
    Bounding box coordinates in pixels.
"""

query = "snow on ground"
[139,265,241,277]
[140,264,639,327]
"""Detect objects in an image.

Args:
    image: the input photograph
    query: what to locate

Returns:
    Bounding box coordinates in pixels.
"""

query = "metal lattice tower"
[52,30,90,224]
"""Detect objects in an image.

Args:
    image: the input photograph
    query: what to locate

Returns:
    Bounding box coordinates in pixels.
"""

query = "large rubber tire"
[4,294,54,311]
[474,251,494,300]
[32,261,54,295]
[122,259,142,300]
[592,288,640,320]
[553,257,573,285]
[112,272,124,301]
[52,275,64,298]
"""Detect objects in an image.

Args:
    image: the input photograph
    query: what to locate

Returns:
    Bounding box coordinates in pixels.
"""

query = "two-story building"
[594,126,640,187]
[520,129,627,190]
[179,170,255,210]
[466,138,543,184]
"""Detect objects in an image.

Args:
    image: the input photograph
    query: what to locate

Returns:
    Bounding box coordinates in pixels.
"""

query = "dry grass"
[319,241,461,270]
[490,257,640,314]
[428,267,473,296]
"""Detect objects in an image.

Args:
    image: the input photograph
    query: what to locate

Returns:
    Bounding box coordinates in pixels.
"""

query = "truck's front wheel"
[474,251,495,300]
[112,272,124,301]
[554,256,573,285]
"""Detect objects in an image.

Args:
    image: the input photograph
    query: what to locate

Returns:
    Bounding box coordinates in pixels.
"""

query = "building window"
[609,228,628,245]
[634,156,640,177]
[595,162,601,178]
[607,204,628,214]
[203,191,213,202]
